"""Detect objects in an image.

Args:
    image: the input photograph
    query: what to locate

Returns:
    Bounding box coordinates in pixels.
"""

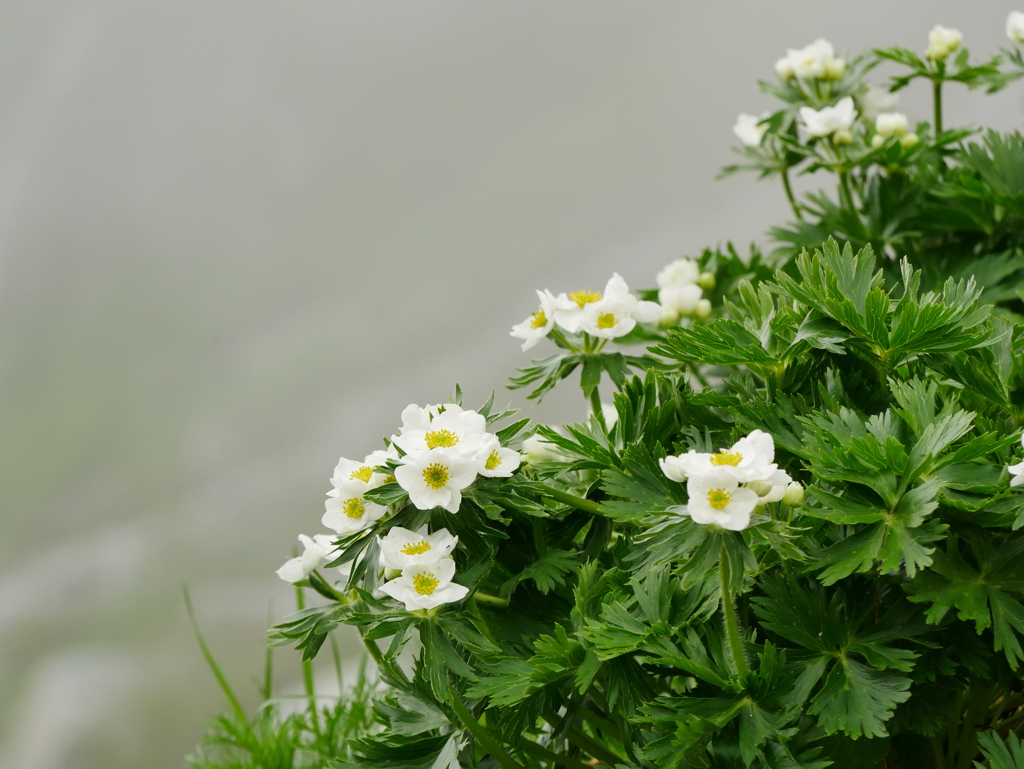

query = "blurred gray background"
[1,2,1020,767]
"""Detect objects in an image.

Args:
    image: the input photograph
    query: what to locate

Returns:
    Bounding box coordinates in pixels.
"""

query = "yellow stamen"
[423,463,450,489]
[530,309,548,329]
[413,572,439,595]
[707,489,732,510]
[343,498,365,519]
[350,466,374,482]
[485,450,501,470]
[383,474,396,484]
[596,312,616,329]
[569,290,602,308]
[425,429,459,449]
[402,541,432,555]
[709,450,742,467]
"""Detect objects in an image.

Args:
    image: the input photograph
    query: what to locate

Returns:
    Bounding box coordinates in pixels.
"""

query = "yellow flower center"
[384,474,396,484]
[596,312,617,329]
[422,463,450,490]
[350,466,374,482]
[402,541,432,555]
[707,489,732,510]
[413,572,439,595]
[709,450,743,467]
[343,498,365,519]
[425,429,459,449]
[530,309,548,329]
[484,450,501,470]
[569,290,602,308]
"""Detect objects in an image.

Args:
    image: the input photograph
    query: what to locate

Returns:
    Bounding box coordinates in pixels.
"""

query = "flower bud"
[832,128,853,145]
[383,567,402,580]
[875,112,908,137]
[1008,11,1024,44]
[926,25,962,61]
[693,299,713,321]
[658,306,680,327]
[697,271,717,290]
[775,56,795,81]
[871,134,885,149]
[823,57,846,81]
[899,132,920,149]
[782,481,805,506]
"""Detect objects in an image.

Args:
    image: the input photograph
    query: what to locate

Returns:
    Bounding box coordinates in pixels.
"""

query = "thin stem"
[541,711,625,768]
[544,485,610,517]
[933,78,943,136]
[449,693,527,769]
[550,328,578,353]
[513,735,594,769]
[837,169,855,213]
[719,544,750,679]
[358,625,409,687]
[183,587,248,725]
[295,585,320,735]
[781,167,803,220]
[588,386,607,432]
[472,591,509,608]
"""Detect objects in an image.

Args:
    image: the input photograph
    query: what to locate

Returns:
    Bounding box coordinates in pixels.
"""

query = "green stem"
[295,585,320,735]
[719,544,750,679]
[183,587,248,725]
[358,625,409,687]
[544,485,609,517]
[514,735,594,769]
[837,169,855,213]
[449,693,527,769]
[588,386,607,432]
[472,591,509,608]
[781,167,803,220]
[541,711,625,767]
[933,78,943,136]
[550,328,578,353]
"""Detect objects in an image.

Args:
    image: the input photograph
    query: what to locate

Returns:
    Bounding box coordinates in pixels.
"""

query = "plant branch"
[543,485,610,517]
[719,544,751,679]
[449,693,527,769]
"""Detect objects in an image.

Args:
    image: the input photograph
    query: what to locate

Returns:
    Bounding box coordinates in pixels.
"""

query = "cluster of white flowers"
[392,403,520,513]
[660,430,800,531]
[799,96,857,141]
[656,258,712,324]
[775,39,845,82]
[926,25,963,61]
[510,273,661,351]
[377,525,468,611]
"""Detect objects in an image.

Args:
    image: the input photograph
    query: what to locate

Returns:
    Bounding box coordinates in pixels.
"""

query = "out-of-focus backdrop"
[0,2,1020,767]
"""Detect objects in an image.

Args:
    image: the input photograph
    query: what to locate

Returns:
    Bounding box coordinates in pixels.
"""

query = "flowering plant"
[192,15,1024,769]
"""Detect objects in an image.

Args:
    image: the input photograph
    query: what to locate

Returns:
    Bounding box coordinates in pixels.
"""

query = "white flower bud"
[697,271,716,290]
[775,56,795,81]
[782,481,805,506]
[899,132,920,149]
[693,299,713,321]
[858,87,899,122]
[659,282,703,316]
[875,112,908,137]
[733,113,769,147]
[871,134,885,149]
[1008,12,1024,44]
[658,306,680,327]
[823,57,846,81]
[832,128,853,145]
[926,25,962,61]
[799,96,857,138]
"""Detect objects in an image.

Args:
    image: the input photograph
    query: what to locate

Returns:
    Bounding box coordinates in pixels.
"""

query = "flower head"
[510,289,559,351]
[778,39,844,81]
[656,258,700,289]
[276,534,336,583]
[799,96,857,138]
[733,112,769,147]
[1009,433,1024,487]
[1008,12,1024,44]
[554,273,659,333]
[379,557,469,611]
[322,488,388,534]
[875,112,909,137]
[392,404,488,460]
[394,447,478,513]
[476,435,522,478]
[658,282,703,316]
[684,470,760,531]
[858,87,899,122]
[926,25,962,61]
[377,525,458,570]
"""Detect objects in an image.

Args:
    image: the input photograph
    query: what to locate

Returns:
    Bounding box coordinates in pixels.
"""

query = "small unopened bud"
[775,56,795,81]
[832,128,853,146]
[899,132,919,149]
[871,135,885,149]
[658,306,680,327]
[875,112,908,137]
[782,481,805,506]
[697,271,717,290]
[384,567,402,580]
[823,57,846,81]
[693,299,713,321]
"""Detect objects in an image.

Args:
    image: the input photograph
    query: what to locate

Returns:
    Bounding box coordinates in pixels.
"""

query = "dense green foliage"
[193,22,1024,769]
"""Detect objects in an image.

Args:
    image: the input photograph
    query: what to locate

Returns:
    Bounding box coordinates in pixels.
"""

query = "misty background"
[1,2,1020,767]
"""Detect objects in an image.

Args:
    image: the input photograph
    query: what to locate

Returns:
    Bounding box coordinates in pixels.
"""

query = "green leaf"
[806,657,911,739]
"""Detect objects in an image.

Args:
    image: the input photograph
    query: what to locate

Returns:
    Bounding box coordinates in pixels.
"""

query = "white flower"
[926,25,962,61]
[475,435,521,478]
[328,448,395,502]
[521,433,561,464]
[276,534,333,583]
[378,525,458,570]
[1008,12,1024,44]
[379,557,469,611]
[733,113,769,147]
[684,470,760,531]
[510,289,559,352]
[393,405,488,460]
[656,258,700,289]
[660,429,782,484]
[781,39,842,80]
[554,273,658,333]
[579,297,637,339]
[394,448,479,513]
[396,403,445,434]
[1010,433,1024,487]
[799,96,857,138]
[875,112,909,137]
[858,87,899,122]
[658,282,703,316]
[746,470,794,503]
[322,488,388,534]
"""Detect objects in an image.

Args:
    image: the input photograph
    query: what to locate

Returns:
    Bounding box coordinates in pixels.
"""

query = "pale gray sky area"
[0,2,1021,767]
